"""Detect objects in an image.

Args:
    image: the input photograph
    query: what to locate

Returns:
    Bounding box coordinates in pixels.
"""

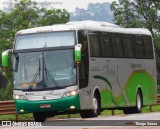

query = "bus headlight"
[63,90,79,98]
[13,94,26,100]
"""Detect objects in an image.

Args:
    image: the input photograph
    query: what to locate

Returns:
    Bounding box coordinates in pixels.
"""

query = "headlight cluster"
[13,94,26,100]
[63,90,79,98]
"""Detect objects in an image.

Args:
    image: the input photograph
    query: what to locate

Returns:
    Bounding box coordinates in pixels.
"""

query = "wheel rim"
[137,94,141,110]
[93,97,98,113]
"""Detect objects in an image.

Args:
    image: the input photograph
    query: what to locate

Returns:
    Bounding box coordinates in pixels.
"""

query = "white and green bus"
[2,21,157,122]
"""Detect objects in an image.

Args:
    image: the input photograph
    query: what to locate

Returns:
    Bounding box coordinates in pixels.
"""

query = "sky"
[0,0,117,12]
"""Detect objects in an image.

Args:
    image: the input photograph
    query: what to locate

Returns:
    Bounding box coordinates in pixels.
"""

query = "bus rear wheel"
[134,91,142,113]
[33,112,46,122]
[80,93,100,118]
[123,107,134,114]
[123,91,142,114]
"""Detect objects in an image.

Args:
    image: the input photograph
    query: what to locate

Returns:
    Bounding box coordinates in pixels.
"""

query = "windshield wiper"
[29,58,41,90]
[44,62,59,87]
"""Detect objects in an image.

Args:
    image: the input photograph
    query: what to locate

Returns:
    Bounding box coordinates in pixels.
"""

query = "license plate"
[40,104,51,108]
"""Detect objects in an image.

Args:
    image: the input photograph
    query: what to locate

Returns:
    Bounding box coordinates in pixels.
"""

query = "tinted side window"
[135,36,146,58]
[89,33,101,57]
[144,36,153,59]
[124,36,135,58]
[101,33,114,57]
[112,35,124,58]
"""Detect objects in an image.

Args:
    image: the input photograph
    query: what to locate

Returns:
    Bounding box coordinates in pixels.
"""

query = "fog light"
[70,106,75,109]
[20,109,24,113]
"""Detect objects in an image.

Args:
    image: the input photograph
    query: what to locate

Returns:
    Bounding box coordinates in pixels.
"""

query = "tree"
[70,2,113,22]
[110,0,160,37]
[38,8,69,26]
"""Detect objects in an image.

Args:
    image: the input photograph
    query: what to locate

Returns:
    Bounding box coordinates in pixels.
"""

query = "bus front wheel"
[33,112,46,122]
[80,93,100,118]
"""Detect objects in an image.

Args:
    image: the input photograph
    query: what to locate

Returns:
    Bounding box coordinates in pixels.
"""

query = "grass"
[142,105,160,113]
[0,105,159,120]
[0,113,33,121]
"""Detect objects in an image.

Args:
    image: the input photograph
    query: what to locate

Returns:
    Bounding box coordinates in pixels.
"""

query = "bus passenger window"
[144,36,153,59]
[135,36,146,58]
[101,33,114,57]
[124,36,135,58]
[113,35,124,58]
[89,33,101,57]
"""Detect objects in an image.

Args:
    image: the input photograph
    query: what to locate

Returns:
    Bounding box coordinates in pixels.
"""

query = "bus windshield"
[13,49,76,90]
[15,31,75,50]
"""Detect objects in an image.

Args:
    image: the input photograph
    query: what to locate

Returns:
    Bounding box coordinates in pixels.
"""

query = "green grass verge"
[142,105,160,113]
[0,113,33,121]
[0,105,159,120]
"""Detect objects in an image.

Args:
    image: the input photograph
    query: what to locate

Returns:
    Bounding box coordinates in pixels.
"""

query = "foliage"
[70,2,113,22]
[0,0,69,100]
[110,0,160,36]
[38,8,69,26]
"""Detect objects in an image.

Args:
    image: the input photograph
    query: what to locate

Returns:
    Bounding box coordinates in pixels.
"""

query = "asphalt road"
[0,112,160,129]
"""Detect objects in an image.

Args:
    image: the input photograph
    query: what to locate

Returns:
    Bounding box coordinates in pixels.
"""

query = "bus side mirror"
[75,44,82,64]
[2,49,13,70]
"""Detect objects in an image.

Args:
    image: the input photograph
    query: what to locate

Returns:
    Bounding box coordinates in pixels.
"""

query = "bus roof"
[16,20,151,36]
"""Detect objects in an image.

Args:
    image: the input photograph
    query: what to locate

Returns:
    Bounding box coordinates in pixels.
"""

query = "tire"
[123,107,134,114]
[123,91,142,114]
[80,110,91,118]
[80,93,100,118]
[33,112,46,122]
[134,91,142,113]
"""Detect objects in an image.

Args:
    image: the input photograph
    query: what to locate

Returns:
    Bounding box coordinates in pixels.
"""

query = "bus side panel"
[88,58,157,109]
[89,58,127,109]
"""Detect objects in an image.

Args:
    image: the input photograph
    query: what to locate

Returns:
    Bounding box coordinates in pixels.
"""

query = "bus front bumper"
[15,95,80,114]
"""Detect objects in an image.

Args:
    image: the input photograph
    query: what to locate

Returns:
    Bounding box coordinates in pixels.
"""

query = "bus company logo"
[130,63,142,69]
[46,91,61,96]
[46,91,54,95]
[103,66,116,77]
[103,60,116,77]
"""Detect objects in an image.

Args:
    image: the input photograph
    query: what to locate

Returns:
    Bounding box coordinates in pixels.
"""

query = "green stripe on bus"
[94,75,112,90]
[94,70,156,108]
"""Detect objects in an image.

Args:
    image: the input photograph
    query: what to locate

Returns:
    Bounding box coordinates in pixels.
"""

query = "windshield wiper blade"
[44,63,59,87]
[28,68,41,90]
[29,58,41,90]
